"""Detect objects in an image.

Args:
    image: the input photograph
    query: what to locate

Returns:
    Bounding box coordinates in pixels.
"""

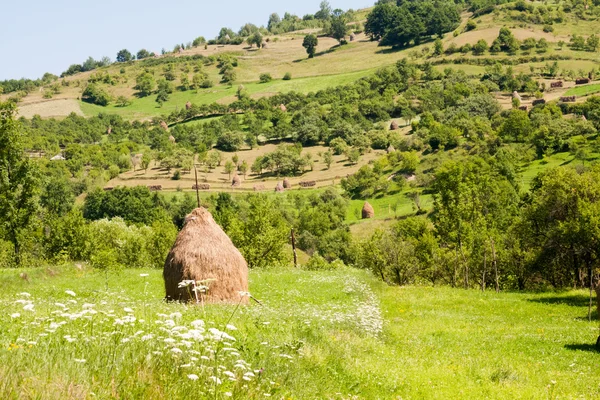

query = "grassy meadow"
[1,265,599,399]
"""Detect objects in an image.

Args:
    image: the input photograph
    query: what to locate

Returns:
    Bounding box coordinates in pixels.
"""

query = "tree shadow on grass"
[564,343,599,353]
[527,294,591,307]
[292,44,343,63]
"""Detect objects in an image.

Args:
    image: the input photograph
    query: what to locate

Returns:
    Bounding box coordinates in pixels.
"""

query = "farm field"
[1,265,599,399]
[565,83,600,97]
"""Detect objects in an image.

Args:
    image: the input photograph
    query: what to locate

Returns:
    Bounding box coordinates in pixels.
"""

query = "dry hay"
[532,99,546,106]
[299,180,316,188]
[253,184,265,191]
[160,121,169,131]
[163,207,248,303]
[512,91,521,100]
[147,185,163,191]
[275,182,284,192]
[386,145,396,153]
[550,81,564,88]
[560,96,577,103]
[576,78,590,85]
[169,135,176,143]
[282,178,291,189]
[231,174,241,187]
[390,121,399,130]
[192,183,210,190]
[185,101,192,110]
[362,202,375,219]
[519,105,529,111]
[279,104,287,112]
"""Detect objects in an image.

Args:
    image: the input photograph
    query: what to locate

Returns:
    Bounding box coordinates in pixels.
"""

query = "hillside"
[4,3,600,120]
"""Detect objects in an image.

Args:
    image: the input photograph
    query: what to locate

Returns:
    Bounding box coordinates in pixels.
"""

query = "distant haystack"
[283,178,291,189]
[362,202,375,219]
[163,207,248,303]
[350,33,356,42]
[279,104,287,112]
[107,126,112,135]
[253,184,265,191]
[261,42,268,49]
[160,121,169,131]
[169,135,176,144]
[390,121,399,130]
[275,182,284,192]
[386,145,395,154]
[512,91,521,101]
[231,174,241,187]
[185,101,192,110]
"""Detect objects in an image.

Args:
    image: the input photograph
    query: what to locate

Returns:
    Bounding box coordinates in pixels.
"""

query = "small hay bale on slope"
[362,202,375,219]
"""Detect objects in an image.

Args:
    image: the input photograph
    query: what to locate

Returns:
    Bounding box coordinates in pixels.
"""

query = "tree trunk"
[491,239,498,293]
[482,246,487,292]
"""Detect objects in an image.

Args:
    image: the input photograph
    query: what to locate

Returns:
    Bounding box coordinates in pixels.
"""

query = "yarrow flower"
[23,304,34,311]
[187,374,199,381]
[65,290,76,297]
[140,273,149,277]
[11,313,20,318]
[178,280,195,288]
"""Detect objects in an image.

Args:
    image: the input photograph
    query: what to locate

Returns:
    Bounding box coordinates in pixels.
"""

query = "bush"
[543,25,554,33]
[172,170,181,180]
[303,253,342,271]
[283,72,292,80]
[465,20,477,32]
[82,84,111,106]
[259,73,272,83]
[200,79,214,88]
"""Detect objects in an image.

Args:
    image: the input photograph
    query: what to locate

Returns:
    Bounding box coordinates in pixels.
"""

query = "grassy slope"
[1,266,598,399]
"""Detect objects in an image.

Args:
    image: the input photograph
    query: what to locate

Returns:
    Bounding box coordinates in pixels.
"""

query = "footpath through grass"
[0,266,599,399]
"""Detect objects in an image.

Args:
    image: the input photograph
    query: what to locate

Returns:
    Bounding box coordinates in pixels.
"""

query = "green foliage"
[283,72,292,80]
[135,72,155,97]
[83,186,163,225]
[0,102,40,264]
[302,34,319,58]
[116,49,133,63]
[247,32,263,48]
[341,165,389,199]
[82,84,111,106]
[259,73,272,83]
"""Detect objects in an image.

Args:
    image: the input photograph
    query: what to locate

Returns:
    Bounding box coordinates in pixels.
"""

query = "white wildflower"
[171,347,183,354]
[225,324,237,331]
[10,313,20,319]
[178,280,194,288]
[65,290,76,297]
[74,359,86,363]
[141,334,154,341]
[140,273,149,277]
[209,376,222,385]
[225,392,233,397]
[187,374,199,381]
[23,304,34,311]
[18,292,31,297]
[124,307,134,313]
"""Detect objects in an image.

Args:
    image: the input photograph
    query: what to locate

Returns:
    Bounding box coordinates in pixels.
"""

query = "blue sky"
[1,0,371,80]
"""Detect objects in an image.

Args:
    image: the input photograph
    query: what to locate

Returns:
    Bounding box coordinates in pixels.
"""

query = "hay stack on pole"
[231,174,241,187]
[386,144,396,153]
[275,182,284,192]
[185,101,192,110]
[282,178,291,189]
[362,202,375,219]
[163,207,248,303]
[390,121,399,130]
[160,121,169,131]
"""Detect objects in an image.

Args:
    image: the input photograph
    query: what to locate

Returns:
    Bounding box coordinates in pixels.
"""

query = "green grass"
[80,70,374,119]
[565,83,600,97]
[1,265,599,399]
[346,191,433,223]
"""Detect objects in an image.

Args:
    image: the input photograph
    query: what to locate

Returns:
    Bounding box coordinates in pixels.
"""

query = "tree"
[247,32,263,48]
[82,84,111,106]
[141,153,152,172]
[315,1,332,20]
[473,39,488,55]
[116,49,133,63]
[587,34,599,52]
[224,160,235,179]
[433,38,444,56]
[135,72,155,97]
[268,13,281,31]
[329,14,349,44]
[0,102,39,264]
[303,34,319,58]
[259,73,272,83]
[239,160,249,178]
[323,150,333,169]
[136,49,151,60]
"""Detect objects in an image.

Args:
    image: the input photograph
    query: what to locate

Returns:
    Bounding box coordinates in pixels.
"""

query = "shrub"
[283,72,292,80]
[82,84,111,106]
[259,73,272,83]
[200,79,213,88]
[465,20,477,31]
[543,25,554,33]
[303,254,342,271]
[172,170,181,180]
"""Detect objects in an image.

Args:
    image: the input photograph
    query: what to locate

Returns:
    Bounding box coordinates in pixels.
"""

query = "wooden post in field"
[588,265,594,322]
[194,166,200,208]
[491,238,499,293]
[291,228,298,268]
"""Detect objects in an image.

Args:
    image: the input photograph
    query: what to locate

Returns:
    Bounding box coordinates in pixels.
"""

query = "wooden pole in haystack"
[291,228,297,268]
[194,166,200,208]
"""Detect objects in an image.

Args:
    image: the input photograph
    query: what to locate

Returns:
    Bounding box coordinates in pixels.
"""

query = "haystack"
[261,42,268,49]
[231,174,241,187]
[185,101,192,110]
[275,182,284,192]
[169,135,176,144]
[512,91,521,101]
[350,33,356,42]
[362,202,375,219]
[386,145,396,153]
[160,121,169,131]
[390,121,399,130]
[279,104,287,112]
[163,207,248,303]
[283,178,291,189]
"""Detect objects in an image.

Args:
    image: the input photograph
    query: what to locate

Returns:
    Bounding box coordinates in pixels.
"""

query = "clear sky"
[0,0,372,81]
